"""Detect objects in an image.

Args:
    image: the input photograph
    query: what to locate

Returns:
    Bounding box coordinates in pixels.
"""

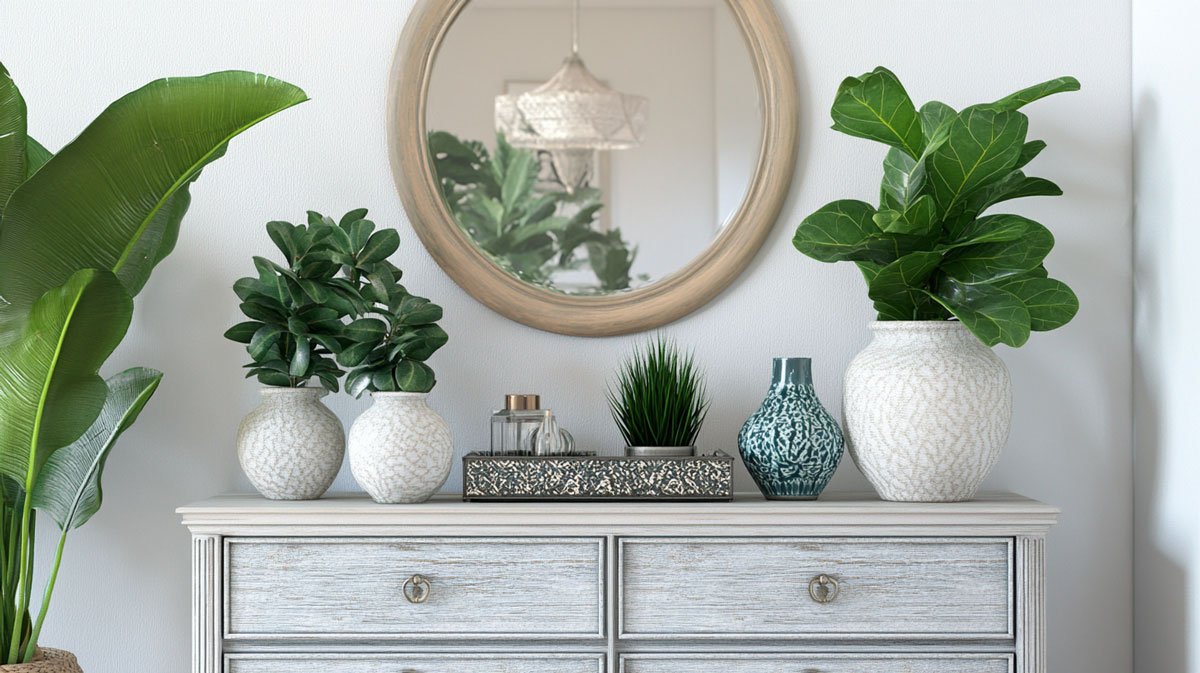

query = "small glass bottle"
[526,410,577,456]
[490,394,545,455]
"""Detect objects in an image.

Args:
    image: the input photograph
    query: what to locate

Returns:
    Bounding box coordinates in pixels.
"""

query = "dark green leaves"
[607,335,709,448]
[987,76,1081,112]
[797,67,1081,347]
[0,63,27,211]
[227,208,448,396]
[831,67,925,159]
[927,107,1028,215]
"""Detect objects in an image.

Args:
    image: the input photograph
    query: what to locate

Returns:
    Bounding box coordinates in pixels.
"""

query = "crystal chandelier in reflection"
[494,0,648,192]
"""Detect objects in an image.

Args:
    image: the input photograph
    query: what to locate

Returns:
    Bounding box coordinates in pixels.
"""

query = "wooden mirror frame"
[388,0,798,337]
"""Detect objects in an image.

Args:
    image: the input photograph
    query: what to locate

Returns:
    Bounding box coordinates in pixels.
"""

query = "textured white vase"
[349,392,454,504]
[237,387,345,500]
[843,321,1012,502]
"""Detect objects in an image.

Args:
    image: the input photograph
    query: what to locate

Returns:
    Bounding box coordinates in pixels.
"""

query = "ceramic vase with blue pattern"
[738,357,844,500]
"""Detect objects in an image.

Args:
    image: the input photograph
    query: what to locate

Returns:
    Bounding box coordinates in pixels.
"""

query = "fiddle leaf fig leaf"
[1000,275,1079,331]
[986,76,1080,112]
[940,219,1054,284]
[1015,140,1047,169]
[881,147,925,208]
[392,360,436,393]
[793,200,881,262]
[875,195,937,236]
[926,281,1031,347]
[942,214,1047,248]
[919,101,956,145]
[868,251,944,320]
[831,67,925,159]
[927,107,1028,215]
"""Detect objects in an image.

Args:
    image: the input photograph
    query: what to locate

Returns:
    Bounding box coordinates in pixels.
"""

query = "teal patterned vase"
[738,357,844,500]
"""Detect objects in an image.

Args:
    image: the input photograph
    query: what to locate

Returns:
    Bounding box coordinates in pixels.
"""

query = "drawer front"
[227,654,604,673]
[620,654,1012,673]
[225,537,604,639]
[619,537,1012,638]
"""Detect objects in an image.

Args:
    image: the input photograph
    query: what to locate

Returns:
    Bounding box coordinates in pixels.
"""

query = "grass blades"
[607,335,709,447]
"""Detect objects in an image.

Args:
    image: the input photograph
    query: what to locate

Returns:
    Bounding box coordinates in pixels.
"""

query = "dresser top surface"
[178,492,1057,532]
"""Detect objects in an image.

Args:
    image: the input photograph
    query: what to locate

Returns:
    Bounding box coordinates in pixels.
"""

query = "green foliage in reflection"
[793,67,1081,347]
[429,131,638,293]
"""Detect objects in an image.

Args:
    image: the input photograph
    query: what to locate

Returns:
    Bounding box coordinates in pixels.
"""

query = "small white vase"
[237,387,345,500]
[348,392,453,504]
[843,321,1011,502]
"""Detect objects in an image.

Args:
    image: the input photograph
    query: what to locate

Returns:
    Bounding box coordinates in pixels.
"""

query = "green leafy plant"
[223,217,356,391]
[792,67,1081,347]
[608,335,710,448]
[0,63,305,663]
[428,130,640,293]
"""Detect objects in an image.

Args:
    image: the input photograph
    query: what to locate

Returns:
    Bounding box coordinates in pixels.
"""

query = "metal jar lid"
[504,394,541,411]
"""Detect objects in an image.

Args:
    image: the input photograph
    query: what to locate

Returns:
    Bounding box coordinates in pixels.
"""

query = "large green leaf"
[927,280,1031,347]
[793,200,881,262]
[831,67,925,159]
[927,107,1028,215]
[0,71,307,335]
[940,219,1054,284]
[31,367,161,530]
[0,63,27,211]
[919,101,957,144]
[868,251,944,320]
[880,147,925,208]
[987,76,1080,112]
[1000,275,1079,331]
[0,270,133,489]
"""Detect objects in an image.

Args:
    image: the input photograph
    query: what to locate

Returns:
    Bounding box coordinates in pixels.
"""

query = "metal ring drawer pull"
[808,574,839,604]
[402,574,431,604]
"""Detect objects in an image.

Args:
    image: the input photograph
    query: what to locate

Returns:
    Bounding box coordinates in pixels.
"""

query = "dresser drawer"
[225,537,604,639]
[619,537,1012,639]
[227,653,605,673]
[620,654,1012,673]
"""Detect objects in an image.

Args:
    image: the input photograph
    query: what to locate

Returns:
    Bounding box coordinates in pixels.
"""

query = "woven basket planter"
[0,649,81,673]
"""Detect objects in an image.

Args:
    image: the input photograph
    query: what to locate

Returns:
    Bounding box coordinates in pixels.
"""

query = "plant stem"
[6,501,31,663]
[22,529,64,663]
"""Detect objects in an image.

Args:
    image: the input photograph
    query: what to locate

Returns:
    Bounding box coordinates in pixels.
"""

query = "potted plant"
[608,335,709,457]
[283,210,453,504]
[0,63,304,668]
[224,216,356,501]
[792,67,1080,502]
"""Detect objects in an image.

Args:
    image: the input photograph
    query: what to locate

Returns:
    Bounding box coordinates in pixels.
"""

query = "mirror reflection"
[427,0,761,295]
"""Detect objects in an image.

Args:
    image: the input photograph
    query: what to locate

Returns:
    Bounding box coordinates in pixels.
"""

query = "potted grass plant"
[0,62,304,668]
[792,67,1080,502]
[608,335,709,457]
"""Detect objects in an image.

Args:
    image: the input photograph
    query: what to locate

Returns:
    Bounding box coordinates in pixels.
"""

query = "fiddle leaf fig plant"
[793,67,1081,347]
[0,62,305,664]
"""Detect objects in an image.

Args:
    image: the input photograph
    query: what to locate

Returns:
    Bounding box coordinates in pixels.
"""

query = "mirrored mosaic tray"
[461,450,734,501]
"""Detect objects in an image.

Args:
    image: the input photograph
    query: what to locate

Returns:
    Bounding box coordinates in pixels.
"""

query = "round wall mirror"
[389,0,797,336]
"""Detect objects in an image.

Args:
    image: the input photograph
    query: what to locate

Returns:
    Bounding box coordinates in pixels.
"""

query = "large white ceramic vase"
[349,392,453,504]
[843,321,1011,502]
[237,387,345,500]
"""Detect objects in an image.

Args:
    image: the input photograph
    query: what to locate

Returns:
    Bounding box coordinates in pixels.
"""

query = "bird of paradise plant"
[0,62,306,664]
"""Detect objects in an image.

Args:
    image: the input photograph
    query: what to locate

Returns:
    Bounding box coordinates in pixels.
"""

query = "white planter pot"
[349,392,454,504]
[843,321,1011,502]
[237,387,345,500]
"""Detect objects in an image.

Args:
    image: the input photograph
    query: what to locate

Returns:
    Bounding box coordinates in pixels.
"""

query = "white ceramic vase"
[843,321,1012,502]
[237,387,345,500]
[348,392,454,504]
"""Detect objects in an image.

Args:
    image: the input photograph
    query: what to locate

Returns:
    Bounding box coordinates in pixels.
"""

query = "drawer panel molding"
[620,654,1013,673]
[225,537,605,639]
[227,653,605,673]
[619,537,1013,639]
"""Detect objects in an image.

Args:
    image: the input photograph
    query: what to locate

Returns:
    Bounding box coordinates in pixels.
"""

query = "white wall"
[0,1,1131,672]
[1133,0,1200,671]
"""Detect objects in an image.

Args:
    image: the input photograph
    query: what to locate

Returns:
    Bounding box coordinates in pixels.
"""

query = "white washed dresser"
[178,493,1057,673]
